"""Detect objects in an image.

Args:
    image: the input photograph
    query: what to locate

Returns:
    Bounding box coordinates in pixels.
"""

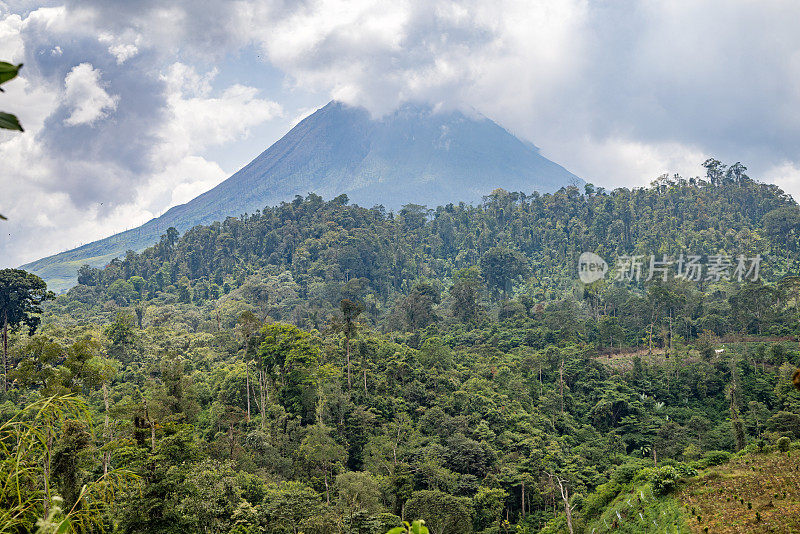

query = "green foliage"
[1,269,54,390]
[262,480,321,532]
[612,461,646,485]
[256,322,322,420]
[581,480,622,520]
[648,465,680,495]
[0,396,136,533]
[702,450,732,467]
[0,60,23,221]
[5,169,800,533]
[0,61,23,132]
[0,269,53,335]
[386,519,430,534]
[405,490,472,534]
[480,247,529,298]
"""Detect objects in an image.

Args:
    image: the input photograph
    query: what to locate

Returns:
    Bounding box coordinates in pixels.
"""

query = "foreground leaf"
[0,62,22,87]
[0,111,23,131]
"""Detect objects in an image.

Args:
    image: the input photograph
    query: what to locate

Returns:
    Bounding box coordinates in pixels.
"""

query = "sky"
[2,0,800,268]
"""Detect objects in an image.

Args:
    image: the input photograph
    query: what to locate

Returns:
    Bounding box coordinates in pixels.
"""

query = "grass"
[676,450,800,533]
[585,482,689,533]
[585,448,800,533]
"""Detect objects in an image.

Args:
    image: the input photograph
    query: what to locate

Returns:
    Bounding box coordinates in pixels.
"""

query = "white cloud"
[5,0,800,268]
[98,31,140,64]
[763,162,800,203]
[147,62,283,211]
[0,9,283,267]
[62,62,118,126]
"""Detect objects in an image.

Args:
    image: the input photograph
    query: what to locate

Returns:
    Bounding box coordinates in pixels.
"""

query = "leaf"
[0,111,23,131]
[385,529,406,534]
[0,213,6,220]
[55,517,72,534]
[0,62,22,86]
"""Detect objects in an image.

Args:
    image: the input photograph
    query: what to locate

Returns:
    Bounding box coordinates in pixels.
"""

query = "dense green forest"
[2,162,800,533]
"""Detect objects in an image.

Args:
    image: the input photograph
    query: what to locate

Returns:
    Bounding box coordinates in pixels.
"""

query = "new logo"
[578,252,608,283]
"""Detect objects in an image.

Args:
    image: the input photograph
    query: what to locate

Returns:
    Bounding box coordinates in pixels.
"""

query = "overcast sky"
[2,0,800,268]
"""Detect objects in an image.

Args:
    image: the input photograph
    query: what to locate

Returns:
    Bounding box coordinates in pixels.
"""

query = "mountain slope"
[21,101,581,292]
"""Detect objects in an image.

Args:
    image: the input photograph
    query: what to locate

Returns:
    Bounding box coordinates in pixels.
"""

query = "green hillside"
[2,164,800,533]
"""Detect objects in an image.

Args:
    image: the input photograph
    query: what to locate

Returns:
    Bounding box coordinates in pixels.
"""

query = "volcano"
[22,101,582,291]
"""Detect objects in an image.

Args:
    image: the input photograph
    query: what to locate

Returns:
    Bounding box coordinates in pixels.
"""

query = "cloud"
[245,0,800,193]
[46,0,800,189]
[62,62,118,125]
[147,62,283,212]
[98,31,140,64]
[0,6,283,267]
[4,0,800,269]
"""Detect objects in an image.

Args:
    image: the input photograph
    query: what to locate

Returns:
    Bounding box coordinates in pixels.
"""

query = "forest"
[2,161,800,533]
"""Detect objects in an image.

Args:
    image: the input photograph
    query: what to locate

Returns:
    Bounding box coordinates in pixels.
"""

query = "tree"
[107,279,138,306]
[105,313,138,364]
[77,264,100,286]
[51,419,92,509]
[261,481,321,534]
[449,267,484,323]
[763,206,800,249]
[0,269,53,391]
[404,490,472,534]
[336,470,382,516]
[330,299,364,390]
[297,423,347,504]
[702,158,727,185]
[480,247,529,299]
[178,459,246,533]
[256,323,322,421]
[545,473,576,534]
[472,486,507,532]
[401,282,440,330]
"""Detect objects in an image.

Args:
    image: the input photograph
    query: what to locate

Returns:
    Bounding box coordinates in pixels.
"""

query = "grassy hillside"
[584,446,800,534]
[678,448,800,533]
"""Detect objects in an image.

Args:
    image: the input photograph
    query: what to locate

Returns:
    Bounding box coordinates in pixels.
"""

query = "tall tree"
[449,267,484,323]
[480,247,529,300]
[0,269,52,391]
[330,299,364,390]
[401,282,440,330]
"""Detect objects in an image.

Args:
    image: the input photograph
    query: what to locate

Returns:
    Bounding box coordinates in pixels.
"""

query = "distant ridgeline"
[51,165,800,344]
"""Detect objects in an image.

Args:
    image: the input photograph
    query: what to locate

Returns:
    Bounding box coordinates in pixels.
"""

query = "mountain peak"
[22,101,581,291]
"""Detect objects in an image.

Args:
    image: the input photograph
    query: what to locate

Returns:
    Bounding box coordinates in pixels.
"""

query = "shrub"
[582,481,621,519]
[777,436,791,452]
[649,466,680,495]
[673,463,698,477]
[613,461,644,484]
[703,450,731,467]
